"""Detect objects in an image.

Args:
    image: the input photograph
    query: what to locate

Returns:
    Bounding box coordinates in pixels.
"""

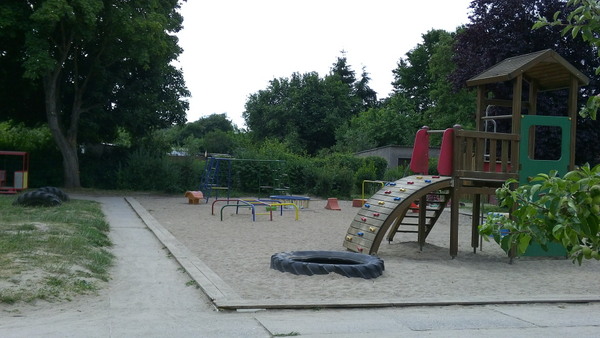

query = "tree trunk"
[44,75,81,188]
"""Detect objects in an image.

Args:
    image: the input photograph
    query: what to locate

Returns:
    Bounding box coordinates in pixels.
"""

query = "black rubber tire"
[270,250,384,279]
[13,190,62,207]
[37,186,70,201]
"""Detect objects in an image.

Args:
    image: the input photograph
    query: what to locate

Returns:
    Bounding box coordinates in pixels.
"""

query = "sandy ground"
[136,196,600,303]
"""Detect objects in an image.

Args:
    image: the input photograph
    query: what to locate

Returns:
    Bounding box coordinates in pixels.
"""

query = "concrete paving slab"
[255,308,411,335]
[490,302,600,327]
[393,305,533,331]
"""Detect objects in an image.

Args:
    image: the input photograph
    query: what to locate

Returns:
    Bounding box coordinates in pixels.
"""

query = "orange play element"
[184,191,204,204]
[325,197,341,210]
[352,199,366,207]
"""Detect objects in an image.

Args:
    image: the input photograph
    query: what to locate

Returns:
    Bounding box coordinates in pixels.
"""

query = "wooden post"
[528,81,538,158]
[512,75,523,174]
[476,86,486,131]
[471,194,481,253]
[568,76,579,170]
[450,190,460,258]
[418,194,427,251]
[512,75,523,135]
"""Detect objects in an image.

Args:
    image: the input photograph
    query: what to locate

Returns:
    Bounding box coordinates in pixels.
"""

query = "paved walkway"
[1,196,599,337]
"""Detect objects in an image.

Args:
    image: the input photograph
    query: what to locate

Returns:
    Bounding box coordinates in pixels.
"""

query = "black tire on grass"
[13,190,62,207]
[270,250,385,279]
[37,186,70,202]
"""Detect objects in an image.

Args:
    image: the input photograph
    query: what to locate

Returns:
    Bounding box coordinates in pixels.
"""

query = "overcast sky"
[175,0,473,127]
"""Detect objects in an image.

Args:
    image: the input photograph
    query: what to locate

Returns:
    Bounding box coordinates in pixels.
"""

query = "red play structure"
[0,151,29,194]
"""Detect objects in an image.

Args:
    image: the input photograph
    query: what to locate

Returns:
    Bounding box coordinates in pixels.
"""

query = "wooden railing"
[453,130,520,181]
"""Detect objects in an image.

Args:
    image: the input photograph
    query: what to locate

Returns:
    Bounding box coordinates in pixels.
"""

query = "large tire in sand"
[13,190,62,207]
[37,186,69,202]
[270,250,384,279]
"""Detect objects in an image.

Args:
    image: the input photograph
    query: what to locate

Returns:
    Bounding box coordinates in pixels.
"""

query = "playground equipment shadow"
[132,195,600,310]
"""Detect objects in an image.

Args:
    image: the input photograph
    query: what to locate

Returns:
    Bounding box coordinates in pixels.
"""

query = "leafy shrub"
[285,157,316,194]
[354,162,377,192]
[80,145,129,189]
[363,156,388,178]
[116,149,177,192]
[480,164,600,264]
[383,164,410,181]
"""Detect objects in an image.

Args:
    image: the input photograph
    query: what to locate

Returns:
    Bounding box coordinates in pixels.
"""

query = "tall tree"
[355,67,378,110]
[392,30,446,113]
[178,113,234,142]
[389,29,475,132]
[330,51,356,86]
[244,54,366,154]
[0,0,189,187]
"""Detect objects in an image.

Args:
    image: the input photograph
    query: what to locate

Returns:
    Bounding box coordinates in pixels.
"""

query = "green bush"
[116,149,176,192]
[170,156,204,191]
[363,156,388,178]
[354,162,377,192]
[480,164,600,264]
[285,157,316,194]
[80,145,128,189]
[383,164,410,181]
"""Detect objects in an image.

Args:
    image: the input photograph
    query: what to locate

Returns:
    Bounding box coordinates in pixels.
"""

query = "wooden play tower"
[344,49,590,257]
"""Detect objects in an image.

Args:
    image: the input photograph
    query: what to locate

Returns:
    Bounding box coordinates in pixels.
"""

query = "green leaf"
[518,234,532,254]
[532,22,545,30]
[500,234,513,253]
[553,10,562,21]
[552,223,563,238]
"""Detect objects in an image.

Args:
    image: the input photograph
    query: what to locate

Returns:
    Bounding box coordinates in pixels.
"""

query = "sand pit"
[135,196,600,306]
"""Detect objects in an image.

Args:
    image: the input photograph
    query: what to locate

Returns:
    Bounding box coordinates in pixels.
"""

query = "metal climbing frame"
[200,157,232,202]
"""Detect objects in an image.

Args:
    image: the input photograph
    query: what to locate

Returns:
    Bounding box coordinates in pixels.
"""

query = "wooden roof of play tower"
[466,49,589,90]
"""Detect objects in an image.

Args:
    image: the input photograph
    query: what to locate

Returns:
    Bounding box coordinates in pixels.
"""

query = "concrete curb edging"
[124,197,242,305]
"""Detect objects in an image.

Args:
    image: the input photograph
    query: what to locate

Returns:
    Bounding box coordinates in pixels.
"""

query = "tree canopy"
[391,29,475,132]
[0,0,189,187]
[243,55,371,154]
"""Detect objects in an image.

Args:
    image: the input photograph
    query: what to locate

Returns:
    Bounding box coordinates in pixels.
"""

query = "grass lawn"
[0,194,113,304]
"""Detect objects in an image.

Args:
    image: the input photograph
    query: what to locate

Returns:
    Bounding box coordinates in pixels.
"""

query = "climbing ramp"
[343,175,452,255]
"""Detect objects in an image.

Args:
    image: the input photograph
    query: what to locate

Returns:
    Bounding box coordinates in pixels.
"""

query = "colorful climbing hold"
[373,213,380,217]
[378,201,385,205]
[364,203,371,208]
[346,235,353,241]
[361,217,367,222]
[394,197,401,201]
[388,182,396,186]
[399,188,406,192]
[369,226,376,232]
[357,232,364,236]
[432,175,440,178]
[416,176,423,179]
[407,181,414,185]
[357,246,364,253]
[384,190,392,194]
[424,179,432,183]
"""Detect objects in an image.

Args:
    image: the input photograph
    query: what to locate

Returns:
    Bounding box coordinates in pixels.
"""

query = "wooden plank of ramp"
[342,175,452,255]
